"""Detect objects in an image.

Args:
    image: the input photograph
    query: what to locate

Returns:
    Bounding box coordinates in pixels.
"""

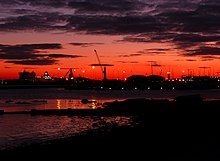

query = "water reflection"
[91,102,96,109]
[57,99,61,109]
[0,99,111,112]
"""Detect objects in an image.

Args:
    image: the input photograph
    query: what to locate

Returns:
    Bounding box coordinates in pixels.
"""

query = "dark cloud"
[0,43,62,59]
[0,13,68,32]
[147,48,171,51]
[117,61,139,64]
[157,2,220,34]
[69,42,104,47]
[22,0,67,7]
[67,14,162,35]
[0,0,220,59]
[201,59,213,61]
[185,46,220,56]
[140,51,166,55]
[117,36,151,43]
[0,43,82,65]
[167,33,220,49]
[68,0,145,14]
[173,34,220,43]
[137,49,167,55]
[0,0,20,5]
[6,59,58,65]
[186,59,197,61]
[43,54,83,58]
[151,63,161,67]
[155,0,199,11]
[175,59,197,62]
[90,64,114,66]
[13,9,36,15]
[66,1,220,43]
[201,55,219,61]
[168,33,220,48]
[202,55,218,59]
[1,0,220,36]
[0,1,219,34]
[0,0,67,7]
[199,66,211,69]
[22,43,62,49]
[119,53,143,57]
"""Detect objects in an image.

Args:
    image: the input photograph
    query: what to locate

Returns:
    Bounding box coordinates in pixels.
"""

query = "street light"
[57,67,60,78]
[122,70,125,80]
[167,71,170,80]
[82,70,85,77]
[92,66,95,79]
[182,70,185,77]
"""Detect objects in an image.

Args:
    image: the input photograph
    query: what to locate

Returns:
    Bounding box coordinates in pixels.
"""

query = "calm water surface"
[0,114,133,150]
[0,88,220,100]
[0,88,220,150]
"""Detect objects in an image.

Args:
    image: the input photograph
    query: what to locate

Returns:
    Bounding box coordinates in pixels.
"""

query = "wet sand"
[1,111,220,161]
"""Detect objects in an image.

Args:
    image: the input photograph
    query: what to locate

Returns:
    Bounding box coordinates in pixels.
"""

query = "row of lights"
[99,86,176,90]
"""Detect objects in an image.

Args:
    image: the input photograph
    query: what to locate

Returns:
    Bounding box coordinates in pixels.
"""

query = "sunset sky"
[1,0,220,80]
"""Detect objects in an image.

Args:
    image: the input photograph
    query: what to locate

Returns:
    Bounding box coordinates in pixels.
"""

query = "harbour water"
[1,88,220,151]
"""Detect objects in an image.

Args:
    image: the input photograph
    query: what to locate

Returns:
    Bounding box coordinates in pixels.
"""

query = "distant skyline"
[1,0,220,80]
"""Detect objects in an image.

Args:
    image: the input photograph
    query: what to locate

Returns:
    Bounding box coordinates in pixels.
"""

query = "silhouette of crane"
[58,67,79,79]
[94,50,103,74]
[92,50,113,80]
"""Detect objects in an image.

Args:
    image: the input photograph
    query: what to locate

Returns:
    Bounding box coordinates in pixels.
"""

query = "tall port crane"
[91,50,114,80]
[93,50,107,80]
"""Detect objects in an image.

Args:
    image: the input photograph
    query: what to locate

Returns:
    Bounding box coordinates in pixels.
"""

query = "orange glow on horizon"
[1,33,220,80]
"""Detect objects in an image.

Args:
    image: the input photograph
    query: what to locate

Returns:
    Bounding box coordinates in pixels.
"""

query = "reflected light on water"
[91,102,96,109]
[0,115,134,150]
[0,98,113,112]
[57,99,61,109]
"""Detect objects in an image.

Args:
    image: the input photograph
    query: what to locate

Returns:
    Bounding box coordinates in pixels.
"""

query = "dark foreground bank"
[1,110,220,161]
[1,95,220,160]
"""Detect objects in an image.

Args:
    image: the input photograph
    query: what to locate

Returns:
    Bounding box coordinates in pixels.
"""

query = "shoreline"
[1,95,220,160]
[1,110,220,160]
